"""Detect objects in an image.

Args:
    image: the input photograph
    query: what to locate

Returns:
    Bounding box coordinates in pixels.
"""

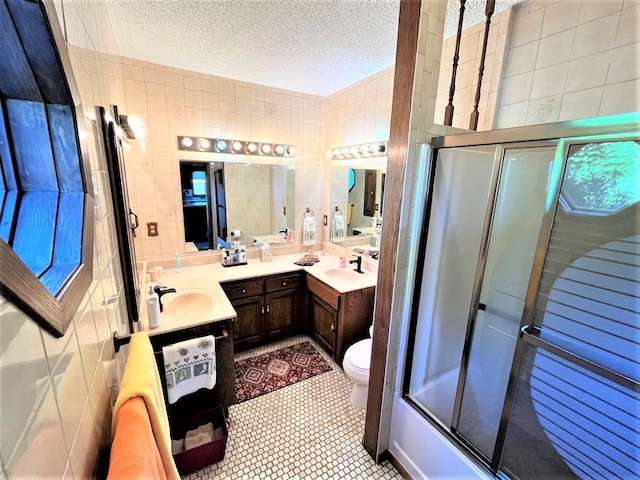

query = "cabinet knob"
[241,288,246,293]
[330,323,335,331]
[266,304,270,313]
[282,281,287,286]
[261,305,265,314]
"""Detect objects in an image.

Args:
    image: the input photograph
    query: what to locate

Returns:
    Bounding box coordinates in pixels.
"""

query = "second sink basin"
[164,290,218,318]
[323,268,369,282]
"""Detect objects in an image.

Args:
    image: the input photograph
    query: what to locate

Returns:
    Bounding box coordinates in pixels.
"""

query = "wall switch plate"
[147,222,158,237]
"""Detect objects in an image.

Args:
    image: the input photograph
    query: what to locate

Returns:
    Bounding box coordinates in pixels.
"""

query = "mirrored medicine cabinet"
[180,160,296,251]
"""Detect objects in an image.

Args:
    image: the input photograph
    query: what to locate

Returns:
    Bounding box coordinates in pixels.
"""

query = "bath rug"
[234,341,332,403]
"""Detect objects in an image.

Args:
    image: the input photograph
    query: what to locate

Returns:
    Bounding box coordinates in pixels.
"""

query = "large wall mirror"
[330,158,386,242]
[180,160,295,251]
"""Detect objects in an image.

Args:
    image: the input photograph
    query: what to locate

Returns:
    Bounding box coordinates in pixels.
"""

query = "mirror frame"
[0,0,95,338]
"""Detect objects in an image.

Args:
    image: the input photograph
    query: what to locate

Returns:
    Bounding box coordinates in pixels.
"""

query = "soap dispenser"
[146,286,161,328]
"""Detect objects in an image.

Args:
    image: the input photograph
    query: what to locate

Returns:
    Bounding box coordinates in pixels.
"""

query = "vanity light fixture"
[260,143,272,155]
[177,136,296,158]
[330,141,387,160]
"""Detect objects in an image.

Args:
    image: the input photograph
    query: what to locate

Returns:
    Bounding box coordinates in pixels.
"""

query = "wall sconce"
[331,141,387,159]
[119,113,147,140]
[177,136,296,158]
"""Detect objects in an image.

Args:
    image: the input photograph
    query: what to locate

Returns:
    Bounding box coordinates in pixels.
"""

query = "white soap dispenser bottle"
[146,286,161,328]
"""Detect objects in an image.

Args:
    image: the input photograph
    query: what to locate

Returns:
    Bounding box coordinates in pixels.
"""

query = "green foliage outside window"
[561,141,640,215]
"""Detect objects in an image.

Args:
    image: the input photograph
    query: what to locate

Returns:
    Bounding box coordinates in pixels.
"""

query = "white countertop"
[139,252,378,336]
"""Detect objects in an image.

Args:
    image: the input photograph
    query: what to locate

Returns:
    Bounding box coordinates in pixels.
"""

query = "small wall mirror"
[330,158,386,242]
[180,160,295,250]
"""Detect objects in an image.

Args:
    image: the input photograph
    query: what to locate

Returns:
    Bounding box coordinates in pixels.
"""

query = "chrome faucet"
[349,255,364,274]
[279,228,288,238]
[153,286,176,312]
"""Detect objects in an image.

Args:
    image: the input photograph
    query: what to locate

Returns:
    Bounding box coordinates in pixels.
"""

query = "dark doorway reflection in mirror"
[180,161,227,251]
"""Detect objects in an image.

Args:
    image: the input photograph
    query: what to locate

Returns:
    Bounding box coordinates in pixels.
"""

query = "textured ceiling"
[106,0,527,97]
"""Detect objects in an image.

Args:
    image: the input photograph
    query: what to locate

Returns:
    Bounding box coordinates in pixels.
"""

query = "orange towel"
[112,332,180,480]
[108,397,167,480]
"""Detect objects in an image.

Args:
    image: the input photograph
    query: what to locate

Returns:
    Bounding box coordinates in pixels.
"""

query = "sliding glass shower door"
[453,146,555,460]
[404,123,640,479]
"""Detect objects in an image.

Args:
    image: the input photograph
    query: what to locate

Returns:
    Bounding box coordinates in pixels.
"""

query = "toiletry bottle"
[175,248,181,272]
[146,286,161,328]
[339,255,346,268]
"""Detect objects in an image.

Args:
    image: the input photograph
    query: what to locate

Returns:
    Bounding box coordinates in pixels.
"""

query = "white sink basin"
[323,268,369,282]
[164,290,218,318]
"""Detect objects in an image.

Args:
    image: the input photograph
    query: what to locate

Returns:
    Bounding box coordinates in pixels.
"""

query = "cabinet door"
[231,295,262,345]
[264,289,297,336]
[311,293,338,355]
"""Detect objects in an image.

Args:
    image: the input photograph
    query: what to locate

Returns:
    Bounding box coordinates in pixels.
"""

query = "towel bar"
[113,328,229,353]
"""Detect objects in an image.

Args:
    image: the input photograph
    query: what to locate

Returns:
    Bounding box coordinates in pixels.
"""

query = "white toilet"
[342,326,373,409]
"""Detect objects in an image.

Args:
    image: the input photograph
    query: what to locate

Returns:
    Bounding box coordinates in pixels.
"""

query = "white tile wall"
[496,0,639,128]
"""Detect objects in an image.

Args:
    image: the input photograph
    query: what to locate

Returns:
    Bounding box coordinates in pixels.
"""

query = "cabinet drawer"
[265,273,303,293]
[307,275,339,310]
[222,279,264,299]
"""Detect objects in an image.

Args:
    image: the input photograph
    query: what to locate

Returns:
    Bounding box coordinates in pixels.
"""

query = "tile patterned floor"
[184,335,402,480]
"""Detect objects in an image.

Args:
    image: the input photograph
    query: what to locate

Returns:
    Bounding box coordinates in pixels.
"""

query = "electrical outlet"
[323,215,328,226]
[147,222,158,237]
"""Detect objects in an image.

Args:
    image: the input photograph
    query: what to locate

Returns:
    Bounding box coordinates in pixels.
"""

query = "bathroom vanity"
[147,319,236,419]
[221,271,306,351]
[306,275,375,364]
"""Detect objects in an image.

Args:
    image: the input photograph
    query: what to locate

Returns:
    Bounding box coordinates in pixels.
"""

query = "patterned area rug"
[235,341,332,403]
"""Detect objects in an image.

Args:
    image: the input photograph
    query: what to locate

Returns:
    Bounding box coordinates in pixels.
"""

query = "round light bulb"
[358,145,368,155]
[349,146,359,156]
[181,137,193,148]
[216,140,227,151]
[232,141,243,152]
[261,144,272,154]
[247,142,258,153]
[287,146,296,156]
[275,145,285,155]
[199,138,211,149]
[368,143,379,153]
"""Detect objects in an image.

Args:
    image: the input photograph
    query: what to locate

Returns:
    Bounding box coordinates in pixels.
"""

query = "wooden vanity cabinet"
[306,275,375,365]
[222,272,305,351]
[148,318,236,418]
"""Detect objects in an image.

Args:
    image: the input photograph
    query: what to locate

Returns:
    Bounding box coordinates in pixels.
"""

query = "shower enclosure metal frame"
[402,113,640,477]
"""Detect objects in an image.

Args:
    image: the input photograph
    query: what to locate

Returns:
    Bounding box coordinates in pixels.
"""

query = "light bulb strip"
[330,141,387,159]
[178,136,296,157]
